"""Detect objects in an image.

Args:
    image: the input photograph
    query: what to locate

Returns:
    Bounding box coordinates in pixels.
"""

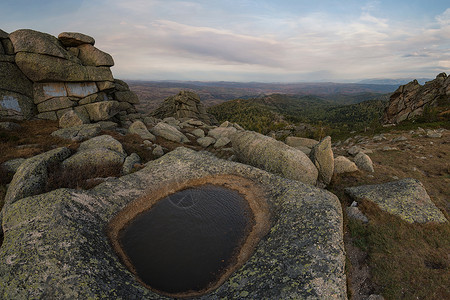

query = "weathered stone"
[426,129,442,138]
[114,91,139,104]
[197,136,216,147]
[232,131,318,185]
[0,54,15,63]
[0,147,345,299]
[0,29,8,39]
[150,122,189,143]
[334,156,358,174]
[59,110,89,128]
[1,158,26,174]
[97,121,118,130]
[152,90,217,125]
[77,44,114,67]
[113,79,130,91]
[0,91,35,120]
[295,145,312,155]
[51,124,102,141]
[309,136,334,185]
[67,47,80,57]
[62,135,126,169]
[117,101,133,111]
[128,120,156,141]
[78,92,106,105]
[384,74,450,124]
[345,178,447,223]
[122,153,141,175]
[354,152,374,172]
[15,52,113,82]
[96,81,115,91]
[214,136,231,148]
[37,97,75,112]
[191,128,205,138]
[66,82,98,98]
[0,61,33,97]
[58,32,95,47]
[10,29,69,59]
[347,145,363,156]
[152,145,165,157]
[0,121,21,130]
[36,111,58,120]
[2,39,15,55]
[33,82,67,104]
[208,126,237,139]
[4,147,71,206]
[285,136,318,149]
[346,207,369,223]
[83,101,120,121]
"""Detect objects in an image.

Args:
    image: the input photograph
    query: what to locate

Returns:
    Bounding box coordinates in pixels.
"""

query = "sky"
[1,0,450,82]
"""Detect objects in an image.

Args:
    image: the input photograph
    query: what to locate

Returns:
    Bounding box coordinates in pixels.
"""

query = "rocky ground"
[0,118,448,299]
[330,127,450,299]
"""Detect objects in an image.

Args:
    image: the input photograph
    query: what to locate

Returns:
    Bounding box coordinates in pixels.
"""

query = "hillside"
[208,93,389,137]
[127,80,397,114]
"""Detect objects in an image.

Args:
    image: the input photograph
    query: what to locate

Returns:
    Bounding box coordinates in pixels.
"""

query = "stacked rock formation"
[151,90,217,125]
[383,72,450,124]
[0,29,139,124]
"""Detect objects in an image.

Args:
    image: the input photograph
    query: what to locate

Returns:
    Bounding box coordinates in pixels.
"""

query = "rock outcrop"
[151,90,217,125]
[0,147,346,299]
[0,29,139,124]
[383,73,450,124]
[345,178,447,223]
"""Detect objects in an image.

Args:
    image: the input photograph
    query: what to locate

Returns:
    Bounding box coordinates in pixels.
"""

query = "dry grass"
[45,161,123,191]
[348,201,450,300]
[0,119,79,165]
[330,128,450,300]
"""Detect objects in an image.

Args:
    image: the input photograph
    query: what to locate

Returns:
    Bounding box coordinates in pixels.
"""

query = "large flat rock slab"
[0,147,346,299]
[345,178,447,223]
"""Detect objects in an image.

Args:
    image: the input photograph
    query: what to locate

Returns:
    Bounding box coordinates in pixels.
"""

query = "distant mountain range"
[127,80,399,113]
[358,78,431,85]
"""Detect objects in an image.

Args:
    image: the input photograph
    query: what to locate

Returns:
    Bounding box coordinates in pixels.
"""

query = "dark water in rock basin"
[119,184,254,294]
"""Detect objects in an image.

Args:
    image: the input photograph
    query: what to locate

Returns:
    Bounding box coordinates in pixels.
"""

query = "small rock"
[347,145,363,156]
[122,153,141,175]
[382,146,399,151]
[354,152,374,172]
[143,140,152,146]
[214,137,231,149]
[285,136,318,149]
[426,129,442,138]
[334,156,358,174]
[152,145,164,157]
[372,134,386,142]
[51,124,101,141]
[151,122,189,143]
[208,127,237,139]
[1,158,26,174]
[59,110,89,128]
[392,136,407,142]
[346,207,369,223]
[309,136,334,185]
[191,128,205,138]
[128,120,156,141]
[197,136,216,148]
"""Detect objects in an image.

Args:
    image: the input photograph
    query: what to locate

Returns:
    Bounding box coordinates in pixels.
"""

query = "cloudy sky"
[2,0,450,82]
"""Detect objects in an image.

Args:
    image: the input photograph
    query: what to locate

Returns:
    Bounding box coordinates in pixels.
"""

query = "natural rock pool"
[109,176,270,298]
